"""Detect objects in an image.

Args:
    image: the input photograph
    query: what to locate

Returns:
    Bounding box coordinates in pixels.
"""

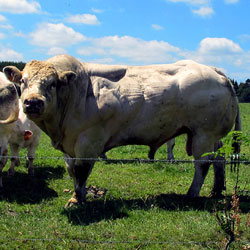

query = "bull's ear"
[3,66,22,84]
[58,71,76,86]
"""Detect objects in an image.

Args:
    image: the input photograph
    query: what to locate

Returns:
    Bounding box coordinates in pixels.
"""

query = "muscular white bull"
[0,72,41,188]
[4,55,241,207]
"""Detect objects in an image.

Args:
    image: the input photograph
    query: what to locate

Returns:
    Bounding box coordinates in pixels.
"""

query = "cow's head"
[4,60,76,121]
[0,72,19,125]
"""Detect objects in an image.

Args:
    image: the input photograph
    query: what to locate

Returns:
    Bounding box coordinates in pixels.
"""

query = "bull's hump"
[86,63,127,82]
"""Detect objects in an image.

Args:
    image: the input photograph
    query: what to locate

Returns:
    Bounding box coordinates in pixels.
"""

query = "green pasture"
[0,104,249,250]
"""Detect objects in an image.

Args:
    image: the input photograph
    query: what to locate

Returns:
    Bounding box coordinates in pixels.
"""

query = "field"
[0,104,249,250]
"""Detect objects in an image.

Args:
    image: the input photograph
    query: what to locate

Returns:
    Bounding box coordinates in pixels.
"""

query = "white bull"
[4,55,241,207]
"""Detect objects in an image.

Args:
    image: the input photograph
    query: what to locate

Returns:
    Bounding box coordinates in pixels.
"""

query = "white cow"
[8,99,41,177]
[0,72,19,188]
[4,55,241,207]
[0,72,41,188]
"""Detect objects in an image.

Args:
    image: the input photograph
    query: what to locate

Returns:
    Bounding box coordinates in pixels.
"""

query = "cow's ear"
[24,130,33,141]
[58,71,76,86]
[3,66,22,84]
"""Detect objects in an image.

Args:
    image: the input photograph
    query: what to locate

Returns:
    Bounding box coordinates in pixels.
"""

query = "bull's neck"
[38,98,70,152]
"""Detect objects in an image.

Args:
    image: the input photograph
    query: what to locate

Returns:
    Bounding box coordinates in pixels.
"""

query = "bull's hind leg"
[211,141,226,198]
[187,134,215,198]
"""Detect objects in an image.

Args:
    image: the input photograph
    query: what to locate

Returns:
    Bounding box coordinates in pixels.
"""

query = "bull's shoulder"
[85,63,127,82]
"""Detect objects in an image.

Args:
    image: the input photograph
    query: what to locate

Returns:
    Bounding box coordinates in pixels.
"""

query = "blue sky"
[0,0,249,82]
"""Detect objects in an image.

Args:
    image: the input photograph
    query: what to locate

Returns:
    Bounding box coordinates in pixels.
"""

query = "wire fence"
[2,154,250,165]
[6,153,238,165]
[0,237,249,248]
[0,155,249,248]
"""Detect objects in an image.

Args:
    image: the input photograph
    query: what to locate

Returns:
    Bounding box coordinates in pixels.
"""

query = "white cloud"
[78,35,180,64]
[192,6,214,17]
[166,0,214,17]
[30,23,86,47]
[166,0,210,5]
[239,34,250,43]
[0,24,13,30]
[89,58,115,64]
[0,14,13,29]
[224,0,239,3]
[0,0,41,14]
[179,37,245,71]
[0,14,7,22]
[152,24,164,30]
[198,37,242,54]
[0,48,24,61]
[47,47,67,56]
[0,33,5,39]
[66,14,100,25]
[14,31,26,38]
[91,8,104,14]
[77,34,249,81]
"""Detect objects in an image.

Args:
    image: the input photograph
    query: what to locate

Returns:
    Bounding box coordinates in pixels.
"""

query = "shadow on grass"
[0,165,65,204]
[62,192,250,226]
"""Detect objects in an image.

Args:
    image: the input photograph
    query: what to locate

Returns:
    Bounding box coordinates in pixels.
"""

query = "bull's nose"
[23,98,44,116]
[24,98,44,109]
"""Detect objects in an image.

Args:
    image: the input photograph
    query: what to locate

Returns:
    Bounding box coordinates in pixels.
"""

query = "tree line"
[231,78,250,103]
[0,61,249,102]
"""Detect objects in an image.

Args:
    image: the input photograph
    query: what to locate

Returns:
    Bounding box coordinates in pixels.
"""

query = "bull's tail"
[232,104,241,154]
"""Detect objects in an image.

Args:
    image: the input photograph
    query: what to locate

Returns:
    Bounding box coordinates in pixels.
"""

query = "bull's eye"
[47,82,56,91]
[20,78,27,90]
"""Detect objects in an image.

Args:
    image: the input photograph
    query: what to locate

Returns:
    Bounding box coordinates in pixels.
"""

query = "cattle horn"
[3,66,22,83]
[0,106,19,124]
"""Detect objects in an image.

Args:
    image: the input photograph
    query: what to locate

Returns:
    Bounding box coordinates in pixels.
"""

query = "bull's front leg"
[64,128,105,208]
[65,159,94,208]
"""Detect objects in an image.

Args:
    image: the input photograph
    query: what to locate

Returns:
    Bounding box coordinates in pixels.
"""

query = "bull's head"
[4,61,76,121]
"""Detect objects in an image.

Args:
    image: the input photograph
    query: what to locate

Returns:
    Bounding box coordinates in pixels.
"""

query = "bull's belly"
[105,121,181,150]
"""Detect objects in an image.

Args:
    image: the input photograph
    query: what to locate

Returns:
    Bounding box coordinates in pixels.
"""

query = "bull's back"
[105,61,237,148]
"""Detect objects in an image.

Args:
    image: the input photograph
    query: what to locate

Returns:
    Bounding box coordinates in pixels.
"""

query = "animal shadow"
[63,191,250,226]
[0,165,65,204]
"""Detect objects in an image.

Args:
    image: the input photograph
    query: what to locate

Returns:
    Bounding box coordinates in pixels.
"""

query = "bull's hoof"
[64,197,85,209]
[65,197,79,208]
[64,191,85,208]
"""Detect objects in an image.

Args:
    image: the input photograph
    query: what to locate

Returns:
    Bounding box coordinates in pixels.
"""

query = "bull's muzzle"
[23,98,44,117]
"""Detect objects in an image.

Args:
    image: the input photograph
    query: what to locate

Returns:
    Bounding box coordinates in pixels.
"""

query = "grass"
[0,103,249,250]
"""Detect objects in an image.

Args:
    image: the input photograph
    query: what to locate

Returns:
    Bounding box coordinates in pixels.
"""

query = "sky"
[0,0,249,82]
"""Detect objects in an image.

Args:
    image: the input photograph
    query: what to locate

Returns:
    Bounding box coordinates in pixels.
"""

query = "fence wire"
[2,154,249,165]
[0,237,249,247]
